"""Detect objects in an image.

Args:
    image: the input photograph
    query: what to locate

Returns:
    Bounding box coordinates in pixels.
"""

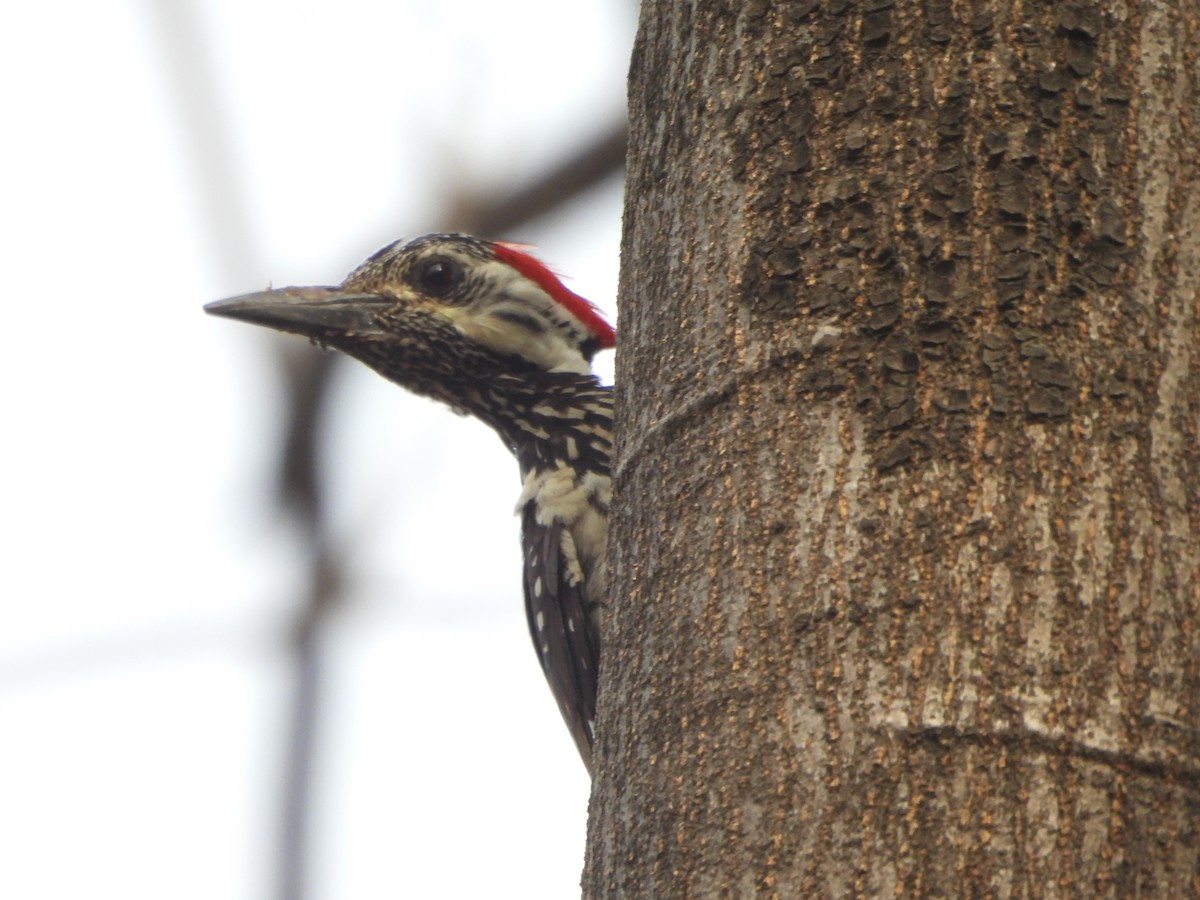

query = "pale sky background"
[0,2,633,897]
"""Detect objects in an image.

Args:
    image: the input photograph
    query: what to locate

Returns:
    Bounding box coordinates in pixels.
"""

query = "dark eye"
[415,257,463,296]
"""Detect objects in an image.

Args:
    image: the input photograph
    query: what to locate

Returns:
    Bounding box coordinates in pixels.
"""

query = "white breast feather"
[518,465,611,592]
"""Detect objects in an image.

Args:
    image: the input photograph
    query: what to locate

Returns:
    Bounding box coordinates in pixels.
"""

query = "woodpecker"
[206,234,613,773]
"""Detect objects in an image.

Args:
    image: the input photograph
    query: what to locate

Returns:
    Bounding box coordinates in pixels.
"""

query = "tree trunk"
[585,1,1199,896]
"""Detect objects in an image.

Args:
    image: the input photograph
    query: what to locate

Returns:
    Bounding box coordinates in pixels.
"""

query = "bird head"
[205,233,616,387]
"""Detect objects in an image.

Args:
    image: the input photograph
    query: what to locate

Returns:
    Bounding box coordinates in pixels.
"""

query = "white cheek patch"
[444,304,590,374]
[449,260,594,374]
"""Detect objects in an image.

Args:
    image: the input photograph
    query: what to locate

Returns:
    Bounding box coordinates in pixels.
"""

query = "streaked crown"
[344,233,614,374]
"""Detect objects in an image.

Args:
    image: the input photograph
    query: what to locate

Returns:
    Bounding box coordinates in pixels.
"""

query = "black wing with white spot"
[521,505,600,774]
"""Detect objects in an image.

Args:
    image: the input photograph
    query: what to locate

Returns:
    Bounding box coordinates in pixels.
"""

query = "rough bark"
[586,1,1199,896]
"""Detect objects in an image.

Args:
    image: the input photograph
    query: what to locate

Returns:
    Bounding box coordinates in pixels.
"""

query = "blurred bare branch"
[141,0,258,284]
[450,122,629,236]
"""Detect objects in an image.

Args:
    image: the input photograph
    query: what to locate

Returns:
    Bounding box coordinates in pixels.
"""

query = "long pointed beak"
[204,286,393,339]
